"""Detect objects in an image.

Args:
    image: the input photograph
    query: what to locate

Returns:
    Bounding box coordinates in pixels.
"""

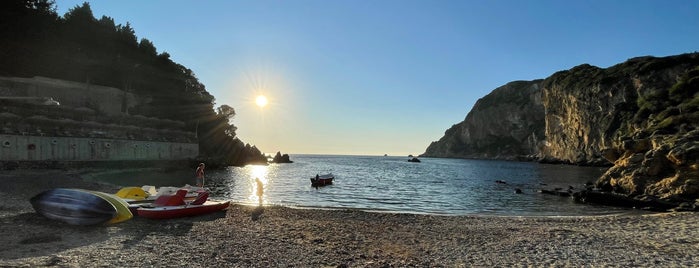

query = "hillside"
[0,1,266,167]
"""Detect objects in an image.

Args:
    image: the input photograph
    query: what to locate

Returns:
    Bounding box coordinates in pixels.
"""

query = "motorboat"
[311,173,334,187]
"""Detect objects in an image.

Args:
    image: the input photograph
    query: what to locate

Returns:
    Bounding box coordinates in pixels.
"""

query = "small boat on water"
[135,189,230,219]
[311,173,334,187]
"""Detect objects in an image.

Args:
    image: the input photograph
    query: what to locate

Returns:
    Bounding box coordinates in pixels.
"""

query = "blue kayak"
[30,188,117,225]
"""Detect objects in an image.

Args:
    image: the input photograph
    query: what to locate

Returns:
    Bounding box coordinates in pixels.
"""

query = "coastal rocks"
[408,157,421,162]
[571,190,680,211]
[539,189,572,197]
[597,136,699,199]
[271,151,293,163]
[595,61,699,201]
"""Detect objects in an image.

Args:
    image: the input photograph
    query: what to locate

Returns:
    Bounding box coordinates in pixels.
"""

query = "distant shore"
[1,169,697,267]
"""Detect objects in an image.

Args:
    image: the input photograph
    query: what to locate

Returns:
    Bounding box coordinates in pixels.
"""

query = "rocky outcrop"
[422,80,545,160]
[540,54,698,165]
[271,151,293,163]
[423,52,699,201]
[594,60,699,200]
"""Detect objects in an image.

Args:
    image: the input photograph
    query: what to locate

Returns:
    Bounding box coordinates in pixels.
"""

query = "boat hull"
[310,178,333,186]
[136,200,230,219]
[30,188,117,225]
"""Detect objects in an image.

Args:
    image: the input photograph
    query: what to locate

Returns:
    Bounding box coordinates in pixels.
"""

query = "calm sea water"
[90,155,640,216]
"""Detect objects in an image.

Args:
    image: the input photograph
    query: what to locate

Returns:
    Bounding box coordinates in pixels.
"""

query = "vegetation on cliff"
[596,60,699,201]
[0,0,266,166]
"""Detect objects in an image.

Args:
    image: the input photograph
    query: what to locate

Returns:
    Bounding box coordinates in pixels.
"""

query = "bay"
[89,155,640,216]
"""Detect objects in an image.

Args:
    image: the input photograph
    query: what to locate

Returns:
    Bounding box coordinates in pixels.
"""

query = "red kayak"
[136,189,230,219]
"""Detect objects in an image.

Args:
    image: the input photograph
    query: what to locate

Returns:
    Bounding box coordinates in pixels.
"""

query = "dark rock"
[573,190,679,211]
[271,151,293,163]
[539,189,571,197]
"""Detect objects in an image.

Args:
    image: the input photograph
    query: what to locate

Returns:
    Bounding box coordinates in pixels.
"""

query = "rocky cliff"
[423,52,699,200]
[422,80,545,160]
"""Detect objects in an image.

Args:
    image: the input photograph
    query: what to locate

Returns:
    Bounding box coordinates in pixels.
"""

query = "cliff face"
[423,53,699,200]
[540,57,694,164]
[422,80,545,160]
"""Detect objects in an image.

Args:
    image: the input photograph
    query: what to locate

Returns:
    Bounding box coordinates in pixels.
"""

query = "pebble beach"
[1,170,698,267]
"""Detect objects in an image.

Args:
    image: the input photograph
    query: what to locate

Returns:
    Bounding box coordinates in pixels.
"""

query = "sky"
[55,0,699,156]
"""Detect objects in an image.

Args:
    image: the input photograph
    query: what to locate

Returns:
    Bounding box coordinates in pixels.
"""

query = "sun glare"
[256,95,268,108]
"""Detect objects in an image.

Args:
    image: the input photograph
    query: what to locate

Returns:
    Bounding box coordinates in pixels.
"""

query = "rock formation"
[271,151,293,163]
[422,80,545,160]
[423,52,699,201]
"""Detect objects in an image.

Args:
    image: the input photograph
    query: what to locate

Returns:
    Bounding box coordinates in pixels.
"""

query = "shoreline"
[271,203,651,218]
[1,170,698,267]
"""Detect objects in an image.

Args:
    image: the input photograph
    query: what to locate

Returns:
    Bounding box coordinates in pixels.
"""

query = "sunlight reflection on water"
[247,165,269,205]
[204,155,642,216]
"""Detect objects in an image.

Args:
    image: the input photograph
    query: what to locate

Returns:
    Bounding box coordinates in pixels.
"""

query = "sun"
[255,95,268,108]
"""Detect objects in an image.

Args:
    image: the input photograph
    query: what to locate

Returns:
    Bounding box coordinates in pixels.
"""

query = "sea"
[89,154,643,216]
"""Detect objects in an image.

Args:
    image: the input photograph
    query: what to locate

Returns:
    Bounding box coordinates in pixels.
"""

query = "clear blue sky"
[55,0,699,156]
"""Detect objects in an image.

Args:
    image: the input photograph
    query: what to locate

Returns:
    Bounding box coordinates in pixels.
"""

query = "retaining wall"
[0,134,198,161]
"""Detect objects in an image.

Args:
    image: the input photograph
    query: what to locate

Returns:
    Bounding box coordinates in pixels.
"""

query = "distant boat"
[311,173,334,187]
[408,157,421,163]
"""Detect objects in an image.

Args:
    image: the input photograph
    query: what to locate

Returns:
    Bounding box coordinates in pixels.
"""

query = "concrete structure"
[0,135,198,161]
[0,76,200,166]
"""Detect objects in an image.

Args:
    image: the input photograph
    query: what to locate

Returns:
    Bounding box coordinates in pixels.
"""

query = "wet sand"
[1,170,698,267]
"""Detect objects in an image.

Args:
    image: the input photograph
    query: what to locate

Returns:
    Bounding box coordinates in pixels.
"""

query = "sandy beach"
[1,170,698,267]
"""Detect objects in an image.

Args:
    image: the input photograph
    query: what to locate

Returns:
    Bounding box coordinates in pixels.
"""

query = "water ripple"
[203,155,634,216]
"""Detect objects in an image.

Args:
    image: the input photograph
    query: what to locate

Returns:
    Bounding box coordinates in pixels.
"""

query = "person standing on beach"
[195,163,205,187]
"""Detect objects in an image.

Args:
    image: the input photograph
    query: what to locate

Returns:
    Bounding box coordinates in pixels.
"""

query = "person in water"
[255,177,264,205]
[195,163,205,187]
[256,177,264,197]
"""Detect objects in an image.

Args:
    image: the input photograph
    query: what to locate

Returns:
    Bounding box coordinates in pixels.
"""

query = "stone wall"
[0,76,142,116]
[0,134,198,161]
[0,76,199,165]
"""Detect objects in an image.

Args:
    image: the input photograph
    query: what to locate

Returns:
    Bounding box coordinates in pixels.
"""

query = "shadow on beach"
[0,207,228,261]
[0,212,113,260]
[251,206,265,221]
[0,169,226,261]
